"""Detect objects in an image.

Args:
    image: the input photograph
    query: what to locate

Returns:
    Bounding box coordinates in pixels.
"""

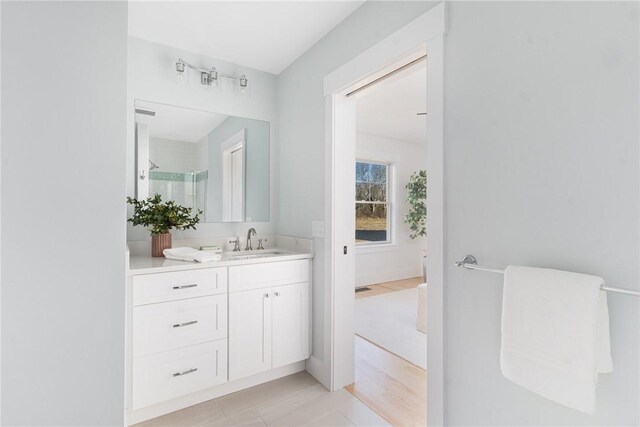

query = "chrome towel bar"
[455,255,640,297]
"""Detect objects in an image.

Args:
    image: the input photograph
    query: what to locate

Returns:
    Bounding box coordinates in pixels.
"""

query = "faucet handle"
[257,239,264,250]
[229,237,241,252]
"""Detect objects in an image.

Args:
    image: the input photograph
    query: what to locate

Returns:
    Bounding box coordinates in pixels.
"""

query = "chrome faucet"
[245,228,257,251]
[231,238,241,252]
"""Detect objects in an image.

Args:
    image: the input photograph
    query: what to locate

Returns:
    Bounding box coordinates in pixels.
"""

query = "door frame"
[322,3,446,426]
[221,129,246,222]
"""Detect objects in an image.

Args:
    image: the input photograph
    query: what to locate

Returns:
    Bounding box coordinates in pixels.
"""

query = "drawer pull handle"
[172,368,197,377]
[264,293,270,298]
[172,284,198,290]
[275,292,281,297]
[173,320,198,328]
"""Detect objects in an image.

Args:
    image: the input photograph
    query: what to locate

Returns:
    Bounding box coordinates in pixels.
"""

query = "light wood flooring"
[354,277,423,299]
[348,277,427,427]
[133,371,390,427]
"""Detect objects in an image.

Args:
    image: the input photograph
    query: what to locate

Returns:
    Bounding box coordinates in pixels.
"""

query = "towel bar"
[455,255,640,297]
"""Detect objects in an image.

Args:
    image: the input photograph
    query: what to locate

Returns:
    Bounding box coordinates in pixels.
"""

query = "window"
[355,161,391,244]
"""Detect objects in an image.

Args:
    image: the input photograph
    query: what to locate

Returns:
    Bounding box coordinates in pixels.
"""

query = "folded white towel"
[500,266,612,414]
[163,247,221,263]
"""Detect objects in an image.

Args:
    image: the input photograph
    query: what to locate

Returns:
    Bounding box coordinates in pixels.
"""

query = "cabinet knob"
[264,293,270,298]
[275,292,281,297]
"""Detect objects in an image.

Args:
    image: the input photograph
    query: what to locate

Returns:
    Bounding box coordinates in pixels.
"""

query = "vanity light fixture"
[175,58,248,92]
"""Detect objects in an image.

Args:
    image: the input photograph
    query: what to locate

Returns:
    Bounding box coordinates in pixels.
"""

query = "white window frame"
[355,153,398,252]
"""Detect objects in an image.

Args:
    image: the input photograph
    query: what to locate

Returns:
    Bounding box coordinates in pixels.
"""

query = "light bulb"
[209,69,218,88]
[176,59,186,82]
[239,75,248,95]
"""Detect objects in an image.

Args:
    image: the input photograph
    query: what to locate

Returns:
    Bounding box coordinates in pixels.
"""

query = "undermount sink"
[226,249,287,260]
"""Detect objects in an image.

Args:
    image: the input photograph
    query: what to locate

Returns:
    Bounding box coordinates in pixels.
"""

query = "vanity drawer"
[132,339,227,409]
[133,267,227,305]
[133,294,227,357]
[228,259,310,292]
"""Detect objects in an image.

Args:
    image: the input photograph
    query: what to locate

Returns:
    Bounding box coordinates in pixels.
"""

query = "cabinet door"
[229,288,272,381]
[272,282,310,368]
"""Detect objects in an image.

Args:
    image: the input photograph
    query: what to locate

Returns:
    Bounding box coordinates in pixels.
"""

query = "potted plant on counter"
[127,194,202,257]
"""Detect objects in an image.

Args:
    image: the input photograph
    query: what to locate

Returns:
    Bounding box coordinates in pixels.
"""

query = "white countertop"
[128,249,313,276]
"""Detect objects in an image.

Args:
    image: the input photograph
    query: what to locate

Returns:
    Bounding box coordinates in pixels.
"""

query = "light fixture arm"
[176,58,248,89]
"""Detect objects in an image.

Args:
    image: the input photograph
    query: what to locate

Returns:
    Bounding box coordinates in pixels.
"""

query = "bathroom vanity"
[125,250,312,424]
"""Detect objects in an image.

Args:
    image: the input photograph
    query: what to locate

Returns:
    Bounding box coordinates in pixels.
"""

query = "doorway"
[322,4,446,426]
[346,59,428,425]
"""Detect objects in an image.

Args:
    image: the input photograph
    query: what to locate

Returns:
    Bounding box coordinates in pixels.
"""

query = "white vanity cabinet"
[228,260,311,381]
[127,254,312,424]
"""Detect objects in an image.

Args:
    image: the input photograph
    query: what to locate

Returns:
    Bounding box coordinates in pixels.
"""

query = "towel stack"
[200,245,222,254]
[163,247,222,263]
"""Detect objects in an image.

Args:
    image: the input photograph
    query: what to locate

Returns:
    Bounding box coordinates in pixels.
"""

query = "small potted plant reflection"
[127,194,202,257]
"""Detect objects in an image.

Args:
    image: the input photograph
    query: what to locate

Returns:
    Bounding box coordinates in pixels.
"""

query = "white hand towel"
[500,266,612,414]
[163,247,221,263]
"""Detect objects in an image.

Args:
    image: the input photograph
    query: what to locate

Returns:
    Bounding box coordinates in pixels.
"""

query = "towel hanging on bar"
[454,255,640,297]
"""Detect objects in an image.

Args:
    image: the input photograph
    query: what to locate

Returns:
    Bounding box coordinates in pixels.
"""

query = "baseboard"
[126,361,306,425]
[305,355,330,390]
[356,265,423,287]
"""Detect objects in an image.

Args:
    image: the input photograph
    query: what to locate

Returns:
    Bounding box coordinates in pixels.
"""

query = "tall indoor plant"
[405,170,427,280]
[127,194,201,257]
[405,170,427,239]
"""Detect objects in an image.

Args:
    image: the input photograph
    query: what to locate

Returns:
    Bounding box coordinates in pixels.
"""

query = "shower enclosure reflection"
[135,100,270,222]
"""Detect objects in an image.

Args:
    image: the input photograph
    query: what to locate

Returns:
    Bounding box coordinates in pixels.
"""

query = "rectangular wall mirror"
[135,100,270,223]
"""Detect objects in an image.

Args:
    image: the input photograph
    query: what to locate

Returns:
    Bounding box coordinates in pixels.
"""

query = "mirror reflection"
[135,100,270,222]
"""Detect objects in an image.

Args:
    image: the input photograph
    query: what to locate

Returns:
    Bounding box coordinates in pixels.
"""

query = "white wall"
[1,2,128,425]
[149,137,202,172]
[128,37,278,245]
[277,1,639,425]
[355,132,426,287]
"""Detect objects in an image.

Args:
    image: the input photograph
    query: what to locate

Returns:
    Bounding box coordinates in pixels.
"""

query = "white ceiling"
[128,1,364,75]
[136,100,228,143]
[357,62,427,145]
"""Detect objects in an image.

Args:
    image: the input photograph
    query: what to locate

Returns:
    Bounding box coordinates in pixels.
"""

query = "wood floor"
[348,277,427,427]
[354,277,423,299]
[133,371,390,427]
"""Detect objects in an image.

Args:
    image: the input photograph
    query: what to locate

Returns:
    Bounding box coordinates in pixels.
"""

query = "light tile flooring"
[349,277,427,427]
[134,371,390,427]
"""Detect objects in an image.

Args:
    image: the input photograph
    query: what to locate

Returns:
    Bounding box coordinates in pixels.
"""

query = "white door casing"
[322,3,446,426]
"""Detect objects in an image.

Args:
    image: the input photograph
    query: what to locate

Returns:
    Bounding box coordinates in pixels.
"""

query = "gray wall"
[444,2,638,425]
[277,1,639,425]
[1,2,128,425]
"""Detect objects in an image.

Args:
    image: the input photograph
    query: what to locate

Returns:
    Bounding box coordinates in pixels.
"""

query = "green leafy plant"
[126,194,202,236]
[404,170,427,239]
